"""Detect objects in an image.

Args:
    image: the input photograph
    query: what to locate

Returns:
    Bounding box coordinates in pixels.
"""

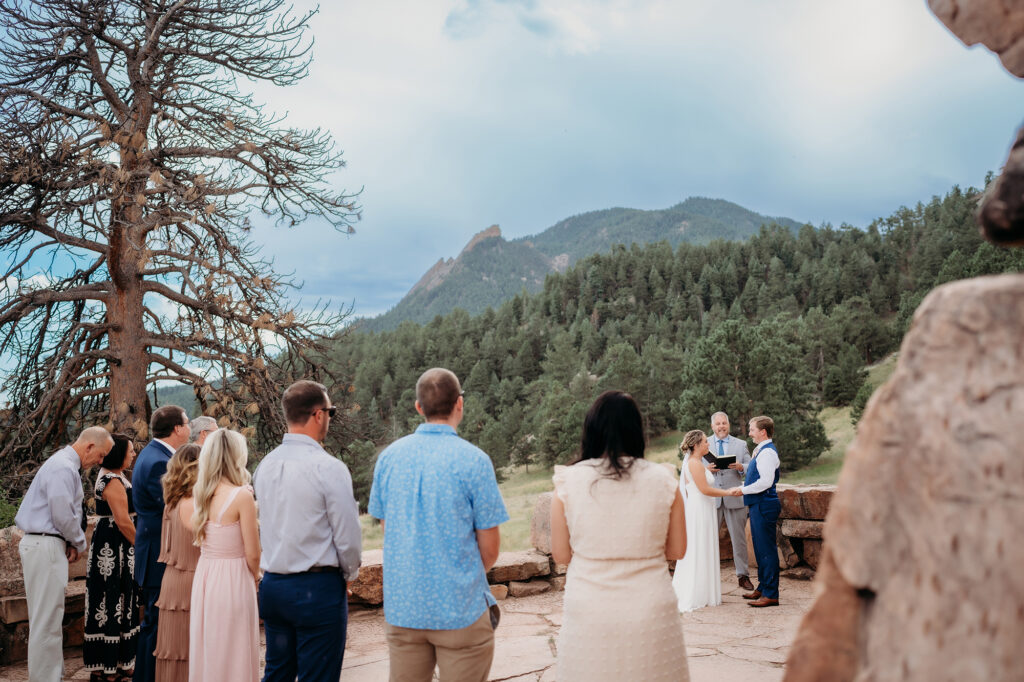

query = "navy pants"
[133,585,160,682]
[749,500,781,600]
[259,571,348,682]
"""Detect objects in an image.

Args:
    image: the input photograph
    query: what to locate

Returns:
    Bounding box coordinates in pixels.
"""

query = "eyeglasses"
[318,406,338,418]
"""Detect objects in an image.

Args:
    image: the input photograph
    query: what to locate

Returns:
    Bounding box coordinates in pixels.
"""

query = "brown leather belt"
[27,532,66,542]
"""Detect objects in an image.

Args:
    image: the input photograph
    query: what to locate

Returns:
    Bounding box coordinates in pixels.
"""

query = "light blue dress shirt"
[369,423,509,630]
[15,446,86,551]
[254,433,362,580]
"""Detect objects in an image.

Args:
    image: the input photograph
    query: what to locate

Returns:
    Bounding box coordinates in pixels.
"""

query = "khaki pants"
[386,610,495,682]
[19,535,68,682]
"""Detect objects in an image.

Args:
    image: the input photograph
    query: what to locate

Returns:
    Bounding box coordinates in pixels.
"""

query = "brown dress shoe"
[748,597,779,607]
[738,575,754,591]
[742,590,761,600]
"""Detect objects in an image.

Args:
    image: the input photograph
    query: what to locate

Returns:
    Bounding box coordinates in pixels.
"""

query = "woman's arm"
[550,494,573,565]
[665,488,687,560]
[104,478,136,545]
[236,488,262,582]
[688,456,729,497]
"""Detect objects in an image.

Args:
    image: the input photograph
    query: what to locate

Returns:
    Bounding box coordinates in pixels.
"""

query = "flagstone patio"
[0,564,812,681]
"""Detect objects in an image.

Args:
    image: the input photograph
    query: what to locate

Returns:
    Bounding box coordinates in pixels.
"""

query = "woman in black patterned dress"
[83,433,141,682]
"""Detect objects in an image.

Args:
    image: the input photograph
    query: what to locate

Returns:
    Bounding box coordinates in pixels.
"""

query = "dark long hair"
[101,433,132,470]
[578,390,646,478]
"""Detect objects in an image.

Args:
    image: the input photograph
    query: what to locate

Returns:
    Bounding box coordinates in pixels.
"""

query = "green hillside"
[360,197,804,332]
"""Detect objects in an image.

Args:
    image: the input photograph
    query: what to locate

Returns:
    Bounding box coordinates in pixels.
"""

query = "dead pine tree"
[0,0,359,484]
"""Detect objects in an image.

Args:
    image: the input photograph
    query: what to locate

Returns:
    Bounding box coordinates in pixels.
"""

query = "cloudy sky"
[242,0,1023,319]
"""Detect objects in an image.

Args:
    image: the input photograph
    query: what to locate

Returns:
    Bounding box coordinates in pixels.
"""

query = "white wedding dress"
[672,454,722,612]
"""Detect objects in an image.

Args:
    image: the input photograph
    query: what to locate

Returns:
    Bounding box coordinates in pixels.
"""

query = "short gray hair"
[189,416,218,442]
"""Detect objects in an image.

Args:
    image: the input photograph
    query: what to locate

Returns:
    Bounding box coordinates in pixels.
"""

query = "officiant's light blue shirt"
[369,423,509,630]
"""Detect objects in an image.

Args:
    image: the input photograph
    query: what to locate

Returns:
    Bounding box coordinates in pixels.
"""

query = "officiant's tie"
[718,440,724,456]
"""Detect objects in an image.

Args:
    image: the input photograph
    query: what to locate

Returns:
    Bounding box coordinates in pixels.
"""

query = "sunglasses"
[318,406,338,418]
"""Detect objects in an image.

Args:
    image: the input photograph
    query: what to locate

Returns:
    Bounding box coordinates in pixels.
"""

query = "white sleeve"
[740,448,779,495]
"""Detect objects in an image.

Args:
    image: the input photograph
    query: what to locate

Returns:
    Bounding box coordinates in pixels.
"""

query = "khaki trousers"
[386,609,495,682]
[19,535,68,682]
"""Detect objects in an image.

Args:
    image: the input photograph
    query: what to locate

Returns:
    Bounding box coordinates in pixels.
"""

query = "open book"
[702,453,737,470]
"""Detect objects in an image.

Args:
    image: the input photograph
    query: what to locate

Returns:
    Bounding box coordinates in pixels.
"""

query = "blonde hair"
[162,443,201,510]
[678,429,707,458]
[192,429,251,545]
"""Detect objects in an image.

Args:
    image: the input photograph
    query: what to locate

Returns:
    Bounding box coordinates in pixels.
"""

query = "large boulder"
[929,0,1024,77]
[785,275,1024,682]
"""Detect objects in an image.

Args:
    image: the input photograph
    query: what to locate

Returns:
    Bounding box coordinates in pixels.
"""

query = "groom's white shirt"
[740,439,779,496]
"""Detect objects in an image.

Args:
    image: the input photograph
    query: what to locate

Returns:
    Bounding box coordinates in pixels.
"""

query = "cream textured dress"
[553,458,689,682]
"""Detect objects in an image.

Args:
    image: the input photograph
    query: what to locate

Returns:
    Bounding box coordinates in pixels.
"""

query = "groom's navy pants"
[259,570,348,682]
[749,500,781,599]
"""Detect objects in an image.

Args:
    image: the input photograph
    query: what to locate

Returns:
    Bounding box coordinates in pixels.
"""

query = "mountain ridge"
[358,197,804,332]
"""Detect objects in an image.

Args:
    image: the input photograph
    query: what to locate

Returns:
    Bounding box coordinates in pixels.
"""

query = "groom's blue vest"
[743,442,779,507]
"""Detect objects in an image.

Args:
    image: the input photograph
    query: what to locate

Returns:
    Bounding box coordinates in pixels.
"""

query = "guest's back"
[556,458,675,561]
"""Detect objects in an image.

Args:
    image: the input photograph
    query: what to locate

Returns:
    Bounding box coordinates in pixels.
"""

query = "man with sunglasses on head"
[254,379,362,682]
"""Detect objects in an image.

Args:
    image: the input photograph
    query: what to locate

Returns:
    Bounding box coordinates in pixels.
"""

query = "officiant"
[707,412,753,592]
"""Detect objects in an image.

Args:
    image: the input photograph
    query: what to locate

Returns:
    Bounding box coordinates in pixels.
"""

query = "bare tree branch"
[0,0,360,490]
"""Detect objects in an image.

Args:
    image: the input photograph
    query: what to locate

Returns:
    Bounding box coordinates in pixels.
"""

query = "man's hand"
[726,488,744,497]
[728,462,744,471]
[65,546,79,563]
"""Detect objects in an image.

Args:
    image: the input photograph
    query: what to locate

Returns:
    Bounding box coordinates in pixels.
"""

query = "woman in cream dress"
[550,391,689,682]
[673,430,730,612]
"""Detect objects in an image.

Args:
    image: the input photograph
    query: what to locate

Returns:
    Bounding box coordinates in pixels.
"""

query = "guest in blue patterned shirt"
[369,367,509,682]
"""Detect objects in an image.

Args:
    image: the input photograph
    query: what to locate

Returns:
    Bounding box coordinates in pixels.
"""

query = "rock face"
[928,0,1024,77]
[785,275,1024,682]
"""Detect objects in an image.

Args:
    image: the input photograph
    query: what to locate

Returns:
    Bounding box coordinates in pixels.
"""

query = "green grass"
[359,353,902,551]
[782,352,898,485]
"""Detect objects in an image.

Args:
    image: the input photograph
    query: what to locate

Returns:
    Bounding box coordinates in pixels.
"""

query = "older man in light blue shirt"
[254,380,361,682]
[16,426,111,682]
[370,368,509,682]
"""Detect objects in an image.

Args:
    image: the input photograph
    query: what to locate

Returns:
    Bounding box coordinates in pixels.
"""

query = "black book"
[703,453,736,469]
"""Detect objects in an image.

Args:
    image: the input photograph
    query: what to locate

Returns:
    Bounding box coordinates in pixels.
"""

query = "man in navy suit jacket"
[133,405,190,682]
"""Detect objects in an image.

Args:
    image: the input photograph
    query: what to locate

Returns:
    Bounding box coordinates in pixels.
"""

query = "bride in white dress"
[673,429,731,612]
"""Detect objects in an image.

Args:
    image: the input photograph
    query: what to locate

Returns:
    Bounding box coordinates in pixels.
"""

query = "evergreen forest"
[326,183,1024,509]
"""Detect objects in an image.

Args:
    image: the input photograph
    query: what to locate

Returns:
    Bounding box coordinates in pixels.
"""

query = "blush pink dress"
[188,486,259,682]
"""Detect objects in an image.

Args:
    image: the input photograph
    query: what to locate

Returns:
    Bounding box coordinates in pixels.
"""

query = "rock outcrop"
[784,275,1024,681]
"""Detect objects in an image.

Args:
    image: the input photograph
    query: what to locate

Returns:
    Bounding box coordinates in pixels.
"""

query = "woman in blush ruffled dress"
[188,429,261,682]
[153,443,200,682]
[550,391,689,682]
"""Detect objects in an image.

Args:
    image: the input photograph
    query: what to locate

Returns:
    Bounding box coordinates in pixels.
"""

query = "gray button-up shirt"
[15,446,87,551]
[253,434,362,580]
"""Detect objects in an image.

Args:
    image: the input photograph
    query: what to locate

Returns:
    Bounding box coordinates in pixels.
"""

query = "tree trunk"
[106,168,151,440]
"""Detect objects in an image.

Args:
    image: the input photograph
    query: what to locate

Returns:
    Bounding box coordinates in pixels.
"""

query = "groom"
[727,415,781,607]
